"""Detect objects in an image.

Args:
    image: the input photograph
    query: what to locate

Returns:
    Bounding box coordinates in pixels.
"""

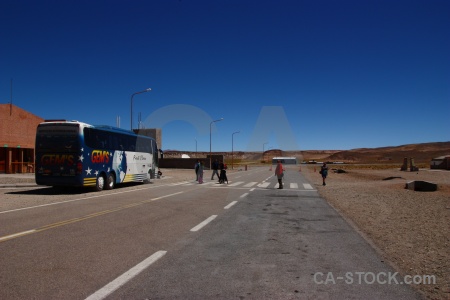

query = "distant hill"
[323,142,450,164]
[163,142,450,164]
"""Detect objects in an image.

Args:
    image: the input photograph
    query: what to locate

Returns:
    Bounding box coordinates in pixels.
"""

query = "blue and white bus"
[35,120,160,191]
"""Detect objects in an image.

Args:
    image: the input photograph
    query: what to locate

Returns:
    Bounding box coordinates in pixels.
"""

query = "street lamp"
[263,142,268,162]
[232,131,240,170]
[130,88,151,130]
[209,118,224,169]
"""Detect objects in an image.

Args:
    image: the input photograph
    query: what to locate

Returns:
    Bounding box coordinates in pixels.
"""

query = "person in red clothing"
[275,160,284,189]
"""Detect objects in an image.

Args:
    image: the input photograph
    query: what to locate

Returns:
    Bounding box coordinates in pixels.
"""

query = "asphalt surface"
[0,168,423,299]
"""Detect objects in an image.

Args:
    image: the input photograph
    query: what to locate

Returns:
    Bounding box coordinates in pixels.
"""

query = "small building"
[272,156,297,165]
[134,128,162,150]
[430,155,450,170]
[0,104,44,173]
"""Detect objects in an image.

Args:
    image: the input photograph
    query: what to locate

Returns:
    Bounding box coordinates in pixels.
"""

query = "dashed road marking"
[190,215,217,232]
[85,250,167,300]
[224,201,238,209]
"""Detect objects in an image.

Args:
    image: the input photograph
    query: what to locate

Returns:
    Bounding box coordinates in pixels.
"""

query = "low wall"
[159,158,199,169]
[158,155,224,169]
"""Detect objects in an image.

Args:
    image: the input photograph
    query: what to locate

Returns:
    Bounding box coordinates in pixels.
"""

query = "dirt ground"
[302,165,449,300]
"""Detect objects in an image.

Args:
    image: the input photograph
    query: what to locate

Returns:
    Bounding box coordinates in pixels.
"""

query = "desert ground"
[301,165,449,300]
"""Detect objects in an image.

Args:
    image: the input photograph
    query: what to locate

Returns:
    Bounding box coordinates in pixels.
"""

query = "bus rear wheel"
[143,169,152,184]
[105,173,115,190]
[96,175,105,191]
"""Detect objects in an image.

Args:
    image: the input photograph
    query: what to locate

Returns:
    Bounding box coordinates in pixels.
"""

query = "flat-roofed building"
[0,104,44,173]
[272,156,298,165]
[430,155,450,170]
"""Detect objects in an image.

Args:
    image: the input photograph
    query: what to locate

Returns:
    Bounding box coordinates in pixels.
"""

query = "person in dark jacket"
[320,162,328,186]
[194,159,200,181]
[219,161,228,184]
[211,159,219,180]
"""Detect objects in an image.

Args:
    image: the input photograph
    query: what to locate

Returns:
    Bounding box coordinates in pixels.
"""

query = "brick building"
[0,104,44,173]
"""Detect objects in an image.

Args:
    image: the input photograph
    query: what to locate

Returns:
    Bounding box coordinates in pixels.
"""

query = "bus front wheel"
[96,175,105,191]
[105,173,115,190]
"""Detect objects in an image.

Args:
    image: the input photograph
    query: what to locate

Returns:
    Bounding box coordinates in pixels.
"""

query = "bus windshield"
[36,124,80,152]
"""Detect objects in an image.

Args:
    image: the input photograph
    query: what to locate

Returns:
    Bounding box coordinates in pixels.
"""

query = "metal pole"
[209,118,223,170]
[130,88,151,130]
[232,131,240,170]
[263,142,268,162]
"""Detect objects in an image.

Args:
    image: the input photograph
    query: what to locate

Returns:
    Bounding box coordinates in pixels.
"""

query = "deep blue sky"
[1,0,449,151]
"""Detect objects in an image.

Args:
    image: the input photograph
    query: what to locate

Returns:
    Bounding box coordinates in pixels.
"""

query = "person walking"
[219,161,228,184]
[275,160,284,189]
[320,162,328,186]
[198,160,204,184]
[194,159,200,181]
[211,159,220,180]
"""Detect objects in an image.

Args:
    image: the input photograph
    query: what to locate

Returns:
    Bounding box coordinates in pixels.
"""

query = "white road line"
[243,182,257,187]
[0,182,181,215]
[190,215,217,232]
[250,188,256,192]
[258,182,270,188]
[229,181,244,187]
[85,250,167,300]
[1,191,184,243]
[240,193,249,198]
[224,201,238,209]
[290,183,299,189]
[303,183,313,189]
[0,230,36,242]
[171,181,190,185]
[151,192,183,201]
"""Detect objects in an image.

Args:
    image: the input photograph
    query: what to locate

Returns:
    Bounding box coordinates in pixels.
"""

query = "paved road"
[0,167,422,299]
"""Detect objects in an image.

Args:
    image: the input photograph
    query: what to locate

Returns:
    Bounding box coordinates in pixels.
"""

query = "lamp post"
[209,118,224,169]
[232,131,240,170]
[130,88,151,130]
[263,142,268,162]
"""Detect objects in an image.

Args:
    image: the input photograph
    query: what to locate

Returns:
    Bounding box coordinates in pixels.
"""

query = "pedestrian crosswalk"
[177,180,316,190]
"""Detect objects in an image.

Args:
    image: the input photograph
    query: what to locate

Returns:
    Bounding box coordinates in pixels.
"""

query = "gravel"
[303,167,449,300]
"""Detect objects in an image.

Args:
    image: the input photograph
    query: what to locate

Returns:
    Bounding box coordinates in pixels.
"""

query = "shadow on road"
[6,182,147,196]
